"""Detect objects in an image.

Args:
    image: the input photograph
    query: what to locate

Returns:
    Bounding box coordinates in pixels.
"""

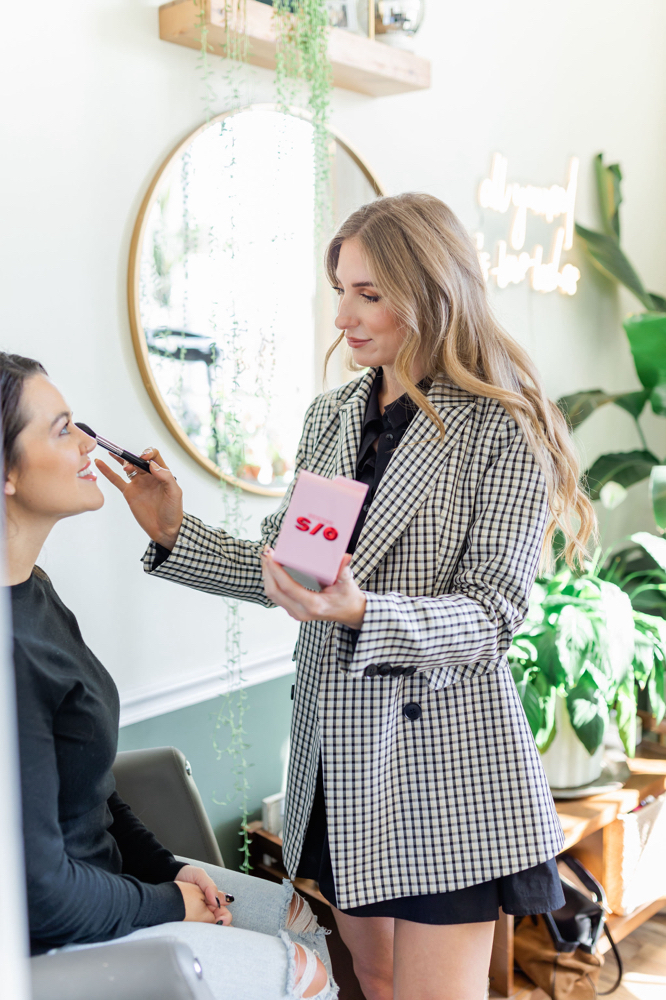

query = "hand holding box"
[272,471,369,587]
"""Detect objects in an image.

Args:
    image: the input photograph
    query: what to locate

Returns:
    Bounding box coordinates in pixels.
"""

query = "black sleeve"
[152,543,172,570]
[107,792,186,884]
[15,645,185,952]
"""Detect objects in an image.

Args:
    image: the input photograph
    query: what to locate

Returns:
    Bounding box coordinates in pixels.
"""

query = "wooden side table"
[248,752,666,999]
[489,753,666,997]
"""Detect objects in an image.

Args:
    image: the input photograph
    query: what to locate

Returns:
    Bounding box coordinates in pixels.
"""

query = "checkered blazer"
[145,369,564,907]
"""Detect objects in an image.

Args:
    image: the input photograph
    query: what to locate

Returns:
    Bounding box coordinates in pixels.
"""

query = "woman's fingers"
[94,459,127,493]
[261,553,322,621]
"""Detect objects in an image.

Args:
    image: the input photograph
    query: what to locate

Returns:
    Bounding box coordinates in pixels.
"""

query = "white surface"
[1,1,666,713]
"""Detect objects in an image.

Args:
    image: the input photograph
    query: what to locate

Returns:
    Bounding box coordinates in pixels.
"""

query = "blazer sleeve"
[343,416,549,689]
[141,399,320,604]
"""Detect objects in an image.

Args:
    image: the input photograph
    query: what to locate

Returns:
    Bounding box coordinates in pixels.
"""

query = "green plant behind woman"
[558,154,666,523]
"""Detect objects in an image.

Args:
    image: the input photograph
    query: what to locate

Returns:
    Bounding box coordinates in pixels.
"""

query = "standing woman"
[100,193,595,1000]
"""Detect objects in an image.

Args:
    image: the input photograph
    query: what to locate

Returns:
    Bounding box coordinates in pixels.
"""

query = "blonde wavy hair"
[324,192,596,569]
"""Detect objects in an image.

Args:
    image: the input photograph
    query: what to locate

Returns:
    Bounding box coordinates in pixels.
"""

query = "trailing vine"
[187,0,333,872]
[193,0,255,872]
[273,0,334,236]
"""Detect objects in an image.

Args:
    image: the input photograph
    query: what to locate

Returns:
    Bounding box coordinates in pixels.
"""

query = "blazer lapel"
[334,369,376,480]
[350,380,476,589]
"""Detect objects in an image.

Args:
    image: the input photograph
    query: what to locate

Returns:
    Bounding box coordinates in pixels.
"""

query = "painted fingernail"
[141,448,153,456]
[216,919,224,925]
[225,894,235,903]
[216,896,221,907]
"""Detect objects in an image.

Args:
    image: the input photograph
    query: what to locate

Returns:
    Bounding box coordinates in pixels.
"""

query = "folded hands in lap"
[175,864,233,925]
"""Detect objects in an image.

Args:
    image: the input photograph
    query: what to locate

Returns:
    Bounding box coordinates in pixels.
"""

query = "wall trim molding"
[119,647,296,728]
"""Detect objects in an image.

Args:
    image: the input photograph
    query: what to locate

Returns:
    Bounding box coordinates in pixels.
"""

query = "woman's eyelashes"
[332,286,380,303]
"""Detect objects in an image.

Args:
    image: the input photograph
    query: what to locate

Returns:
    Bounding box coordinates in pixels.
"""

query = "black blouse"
[11,570,185,954]
[347,369,428,554]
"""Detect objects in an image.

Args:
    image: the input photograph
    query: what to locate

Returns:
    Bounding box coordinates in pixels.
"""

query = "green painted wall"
[118,672,295,870]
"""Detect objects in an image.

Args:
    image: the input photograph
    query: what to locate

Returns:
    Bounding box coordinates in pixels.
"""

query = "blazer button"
[377,663,392,676]
[364,664,379,677]
[403,666,417,677]
[403,702,422,721]
[390,666,403,677]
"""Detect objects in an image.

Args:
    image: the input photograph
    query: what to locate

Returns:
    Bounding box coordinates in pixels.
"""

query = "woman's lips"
[346,337,371,348]
[76,460,97,482]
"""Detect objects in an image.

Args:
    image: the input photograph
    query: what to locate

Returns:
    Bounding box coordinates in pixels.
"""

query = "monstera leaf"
[585,450,661,500]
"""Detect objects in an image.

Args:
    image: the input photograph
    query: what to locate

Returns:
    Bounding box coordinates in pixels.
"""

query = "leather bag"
[514,855,623,999]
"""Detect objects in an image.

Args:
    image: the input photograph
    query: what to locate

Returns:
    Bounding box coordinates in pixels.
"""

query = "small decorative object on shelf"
[258,0,370,36]
[372,0,425,48]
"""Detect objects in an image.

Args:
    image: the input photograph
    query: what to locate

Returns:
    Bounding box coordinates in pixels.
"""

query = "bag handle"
[559,853,608,910]
[560,855,623,994]
[597,925,624,995]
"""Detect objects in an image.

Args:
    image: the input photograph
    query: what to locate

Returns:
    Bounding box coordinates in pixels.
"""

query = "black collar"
[362,369,432,432]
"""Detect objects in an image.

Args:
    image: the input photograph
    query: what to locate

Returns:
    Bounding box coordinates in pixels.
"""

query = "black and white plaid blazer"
[145,369,564,907]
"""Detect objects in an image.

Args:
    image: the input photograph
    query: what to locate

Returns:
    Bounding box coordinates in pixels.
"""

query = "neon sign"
[476,154,581,296]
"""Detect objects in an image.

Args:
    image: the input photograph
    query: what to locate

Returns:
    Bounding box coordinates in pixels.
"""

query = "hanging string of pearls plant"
[188,0,334,871]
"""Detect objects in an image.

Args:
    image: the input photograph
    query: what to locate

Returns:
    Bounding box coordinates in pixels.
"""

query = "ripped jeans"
[60,858,337,1000]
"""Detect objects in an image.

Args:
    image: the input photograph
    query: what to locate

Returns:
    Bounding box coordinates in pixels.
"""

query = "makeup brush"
[75,422,152,473]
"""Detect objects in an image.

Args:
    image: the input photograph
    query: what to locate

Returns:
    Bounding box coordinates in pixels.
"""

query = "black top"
[11,570,185,955]
[347,369,428,553]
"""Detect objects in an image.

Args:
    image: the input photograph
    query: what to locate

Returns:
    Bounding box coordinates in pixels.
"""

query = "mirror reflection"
[131,106,382,495]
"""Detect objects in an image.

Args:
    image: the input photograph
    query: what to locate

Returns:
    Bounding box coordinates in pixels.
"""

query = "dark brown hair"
[0,353,47,477]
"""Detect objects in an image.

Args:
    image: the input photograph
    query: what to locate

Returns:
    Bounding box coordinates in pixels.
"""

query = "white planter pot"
[540,693,604,789]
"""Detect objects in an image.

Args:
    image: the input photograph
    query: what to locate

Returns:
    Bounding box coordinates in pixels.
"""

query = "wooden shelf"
[159,0,431,97]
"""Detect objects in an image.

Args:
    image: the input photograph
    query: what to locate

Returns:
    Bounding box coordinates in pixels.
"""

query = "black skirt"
[296,762,565,924]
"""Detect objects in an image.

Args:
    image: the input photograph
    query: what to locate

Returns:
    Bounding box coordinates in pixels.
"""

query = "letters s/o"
[295,517,338,542]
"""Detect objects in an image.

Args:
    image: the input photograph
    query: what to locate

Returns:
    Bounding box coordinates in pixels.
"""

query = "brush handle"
[115,448,151,473]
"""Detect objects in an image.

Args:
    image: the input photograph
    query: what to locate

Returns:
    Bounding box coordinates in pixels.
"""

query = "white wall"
[2,0,665,715]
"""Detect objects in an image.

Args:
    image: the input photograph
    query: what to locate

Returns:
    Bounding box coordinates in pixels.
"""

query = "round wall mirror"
[129,105,383,496]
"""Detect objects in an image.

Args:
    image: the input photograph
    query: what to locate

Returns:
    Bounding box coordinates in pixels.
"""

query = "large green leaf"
[585,450,661,500]
[623,313,666,395]
[598,581,635,685]
[511,665,543,738]
[566,676,609,754]
[649,469,666,532]
[614,389,650,419]
[555,605,594,684]
[594,154,623,239]
[632,627,655,689]
[614,674,637,757]
[630,531,666,573]
[533,626,567,687]
[557,390,619,430]
[649,292,666,312]
[575,223,655,310]
[648,658,666,725]
[532,673,557,752]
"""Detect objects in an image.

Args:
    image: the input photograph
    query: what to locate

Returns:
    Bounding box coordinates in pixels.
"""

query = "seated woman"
[4,352,334,1000]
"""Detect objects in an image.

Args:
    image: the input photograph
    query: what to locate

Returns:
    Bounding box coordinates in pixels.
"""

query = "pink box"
[272,471,369,587]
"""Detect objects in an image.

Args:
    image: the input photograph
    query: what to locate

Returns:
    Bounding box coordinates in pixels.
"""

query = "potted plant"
[509,553,666,789]
[558,154,666,523]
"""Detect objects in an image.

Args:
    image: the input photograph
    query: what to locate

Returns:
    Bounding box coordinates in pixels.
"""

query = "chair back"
[113,747,224,868]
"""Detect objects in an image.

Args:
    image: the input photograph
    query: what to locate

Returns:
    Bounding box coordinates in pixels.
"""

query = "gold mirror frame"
[128,104,384,496]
